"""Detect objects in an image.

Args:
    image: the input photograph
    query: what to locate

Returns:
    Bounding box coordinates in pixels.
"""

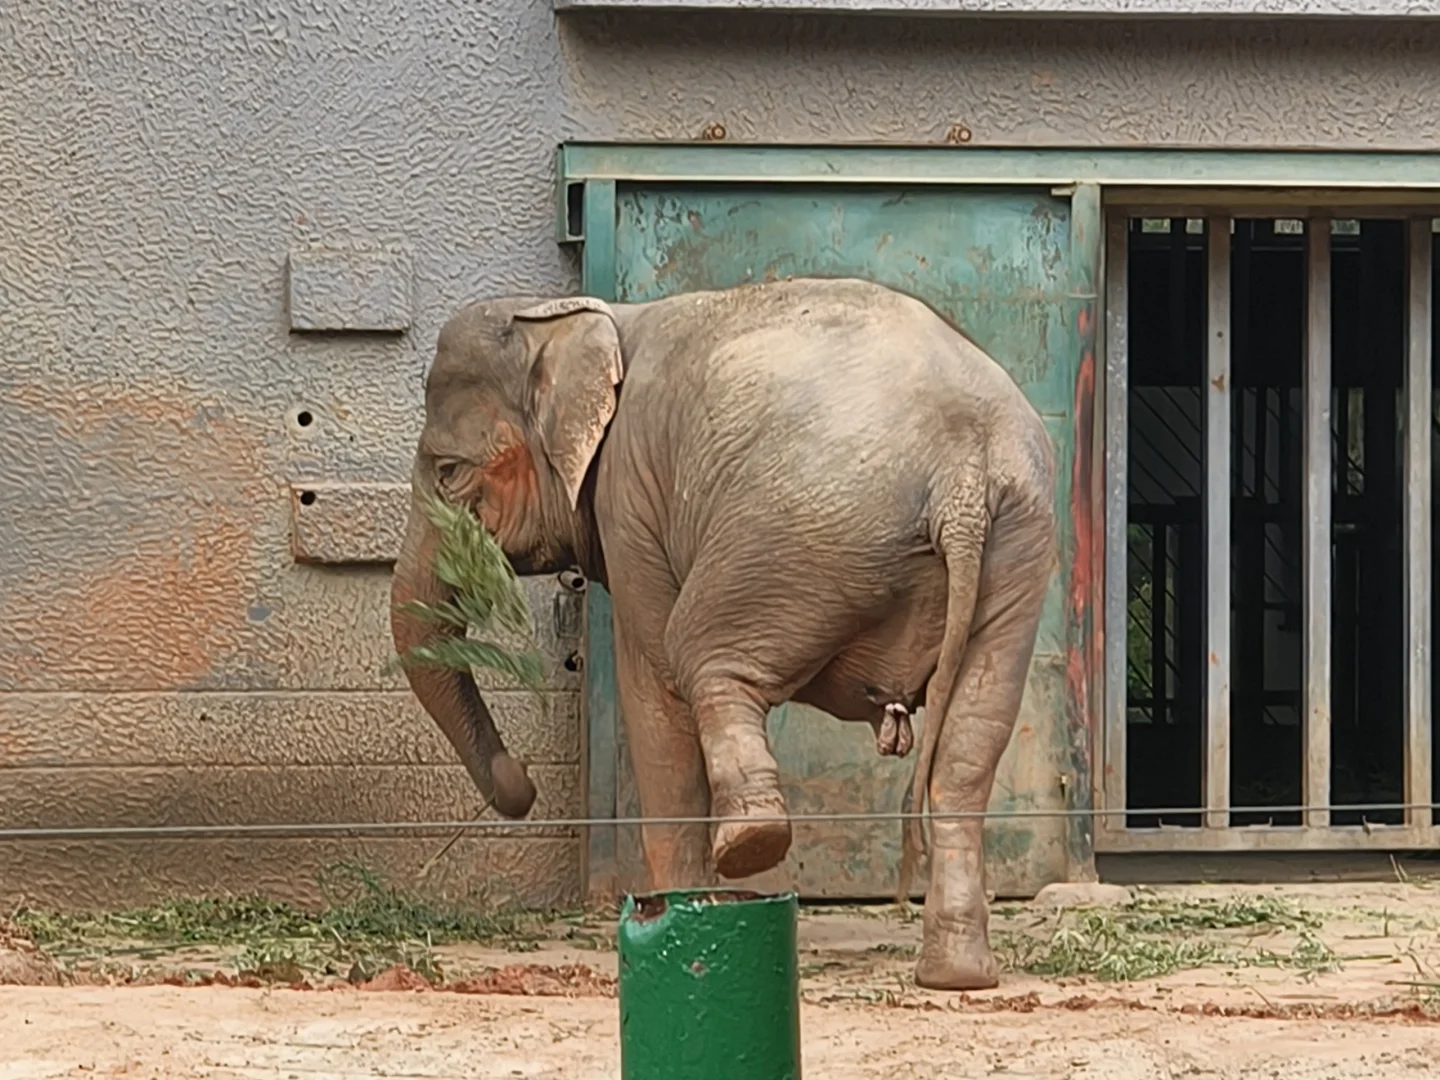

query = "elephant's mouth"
[440,478,570,580]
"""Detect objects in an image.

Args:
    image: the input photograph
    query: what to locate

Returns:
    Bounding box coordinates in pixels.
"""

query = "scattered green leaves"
[13,862,549,983]
[390,493,546,687]
[1111,894,1322,934]
[1246,926,1343,978]
[994,895,1337,982]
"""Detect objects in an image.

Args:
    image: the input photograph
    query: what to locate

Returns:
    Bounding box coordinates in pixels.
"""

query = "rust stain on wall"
[1,378,269,691]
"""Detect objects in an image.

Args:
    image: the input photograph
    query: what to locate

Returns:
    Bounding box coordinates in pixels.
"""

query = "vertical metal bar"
[1151,524,1167,726]
[1304,218,1333,830]
[1357,227,1389,823]
[1103,214,1130,824]
[579,178,620,902]
[1205,217,1232,830]
[1405,216,1434,830]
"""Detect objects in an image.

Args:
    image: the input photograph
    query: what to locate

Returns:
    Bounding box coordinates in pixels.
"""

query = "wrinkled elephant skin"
[390,277,1057,991]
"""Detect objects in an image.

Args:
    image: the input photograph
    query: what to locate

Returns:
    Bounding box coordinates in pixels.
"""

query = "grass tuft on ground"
[994,894,1341,982]
[13,863,552,985]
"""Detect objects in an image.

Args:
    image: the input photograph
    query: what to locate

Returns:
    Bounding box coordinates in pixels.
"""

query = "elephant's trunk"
[390,485,538,819]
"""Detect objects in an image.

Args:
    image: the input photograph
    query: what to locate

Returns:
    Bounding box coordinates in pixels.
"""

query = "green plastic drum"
[617,888,802,1080]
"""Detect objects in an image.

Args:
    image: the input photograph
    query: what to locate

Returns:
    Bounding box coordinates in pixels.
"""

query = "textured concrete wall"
[6,1,1440,912]
[558,13,1440,148]
[558,0,1440,16]
[0,0,583,912]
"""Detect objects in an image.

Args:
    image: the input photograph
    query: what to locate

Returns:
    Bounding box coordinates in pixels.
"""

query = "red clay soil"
[7,949,1439,1022]
[448,962,618,997]
[168,962,618,998]
[346,961,618,998]
[0,937,618,999]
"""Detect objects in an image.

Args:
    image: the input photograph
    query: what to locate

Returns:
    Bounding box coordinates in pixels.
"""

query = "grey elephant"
[390,276,1056,990]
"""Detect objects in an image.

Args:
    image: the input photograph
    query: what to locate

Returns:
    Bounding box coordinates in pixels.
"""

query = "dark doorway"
[1123,217,1421,829]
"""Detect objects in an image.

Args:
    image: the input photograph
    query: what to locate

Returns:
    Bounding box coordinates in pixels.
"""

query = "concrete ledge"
[290,481,410,564]
[1,763,583,839]
[0,690,581,767]
[555,0,1440,16]
[0,836,581,911]
[287,246,413,333]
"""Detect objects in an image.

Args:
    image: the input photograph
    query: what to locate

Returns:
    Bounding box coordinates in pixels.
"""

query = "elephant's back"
[624,276,1029,468]
[607,276,1037,576]
[638,276,1005,388]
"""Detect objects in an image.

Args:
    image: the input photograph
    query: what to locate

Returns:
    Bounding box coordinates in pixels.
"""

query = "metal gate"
[1099,200,1437,853]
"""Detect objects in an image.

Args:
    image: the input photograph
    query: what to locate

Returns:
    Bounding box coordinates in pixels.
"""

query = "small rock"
[1031,882,1135,910]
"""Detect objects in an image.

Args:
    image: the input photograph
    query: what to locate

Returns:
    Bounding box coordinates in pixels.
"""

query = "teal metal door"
[582,181,1097,901]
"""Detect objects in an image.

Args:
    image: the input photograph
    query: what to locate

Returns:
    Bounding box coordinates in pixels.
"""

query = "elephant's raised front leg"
[690,683,791,881]
[915,499,1052,991]
[663,576,803,882]
[613,615,714,891]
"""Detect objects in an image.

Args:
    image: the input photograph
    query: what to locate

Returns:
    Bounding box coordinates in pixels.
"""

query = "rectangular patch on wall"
[290,481,410,563]
[287,247,413,332]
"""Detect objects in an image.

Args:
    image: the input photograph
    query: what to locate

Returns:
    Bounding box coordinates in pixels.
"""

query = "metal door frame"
[1098,192,1439,854]
[555,143,1440,897]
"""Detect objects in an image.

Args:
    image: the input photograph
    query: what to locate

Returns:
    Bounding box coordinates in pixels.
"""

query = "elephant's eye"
[436,460,462,488]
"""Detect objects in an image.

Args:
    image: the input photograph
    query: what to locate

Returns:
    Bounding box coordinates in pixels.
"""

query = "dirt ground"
[5,882,1440,1079]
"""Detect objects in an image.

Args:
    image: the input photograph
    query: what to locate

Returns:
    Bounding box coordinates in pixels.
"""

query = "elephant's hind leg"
[914,491,1054,992]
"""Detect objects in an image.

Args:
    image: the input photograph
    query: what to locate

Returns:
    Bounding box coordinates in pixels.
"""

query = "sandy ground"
[5,883,1440,1079]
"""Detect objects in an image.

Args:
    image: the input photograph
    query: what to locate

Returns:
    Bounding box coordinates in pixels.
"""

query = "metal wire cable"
[3,801,1438,841]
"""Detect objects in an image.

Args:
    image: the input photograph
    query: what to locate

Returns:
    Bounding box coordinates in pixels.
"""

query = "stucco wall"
[558,0,1440,14]
[0,0,584,911]
[558,13,1440,147]
[6,3,1440,911]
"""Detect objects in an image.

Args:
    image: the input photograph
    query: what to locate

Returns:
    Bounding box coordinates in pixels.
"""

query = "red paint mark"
[1066,347,1096,732]
[1,378,265,690]
[478,424,541,542]
[1065,303,1100,852]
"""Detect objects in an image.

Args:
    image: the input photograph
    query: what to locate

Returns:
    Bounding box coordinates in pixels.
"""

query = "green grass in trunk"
[390,494,546,686]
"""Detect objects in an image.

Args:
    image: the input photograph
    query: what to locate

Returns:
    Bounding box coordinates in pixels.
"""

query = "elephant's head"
[390,295,626,818]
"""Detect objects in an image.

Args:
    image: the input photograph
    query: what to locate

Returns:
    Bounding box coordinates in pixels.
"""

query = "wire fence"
[4,801,1438,841]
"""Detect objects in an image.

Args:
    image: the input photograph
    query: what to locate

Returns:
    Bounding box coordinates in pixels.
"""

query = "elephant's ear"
[513,297,625,511]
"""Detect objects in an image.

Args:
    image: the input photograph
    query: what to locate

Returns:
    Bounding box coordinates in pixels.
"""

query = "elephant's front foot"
[875,703,915,757]
[711,788,792,879]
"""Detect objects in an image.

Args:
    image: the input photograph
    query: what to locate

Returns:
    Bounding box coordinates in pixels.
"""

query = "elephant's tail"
[895,518,985,905]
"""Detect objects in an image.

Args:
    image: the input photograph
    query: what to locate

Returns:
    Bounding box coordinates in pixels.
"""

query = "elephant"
[390,275,1057,991]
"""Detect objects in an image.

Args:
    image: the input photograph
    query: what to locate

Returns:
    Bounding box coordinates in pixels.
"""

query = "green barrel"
[617,888,802,1080]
